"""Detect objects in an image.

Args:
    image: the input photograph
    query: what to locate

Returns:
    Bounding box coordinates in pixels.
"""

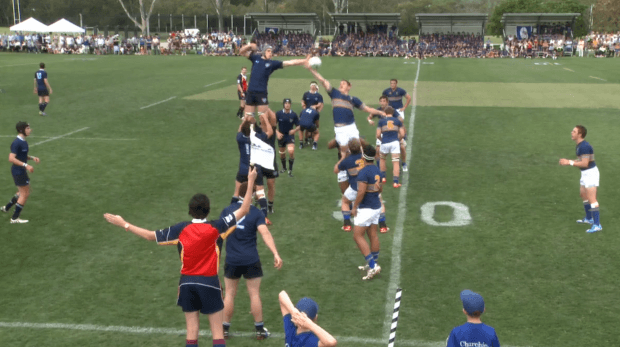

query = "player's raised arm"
[239,43,258,58]
[291,312,338,347]
[233,166,258,220]
[282,54,310,68]
[305,65,332,92]
[362,105,385,117]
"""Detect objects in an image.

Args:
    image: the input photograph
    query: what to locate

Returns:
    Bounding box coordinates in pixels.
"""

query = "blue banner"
[516,26,532,40]
[265,27,279,34]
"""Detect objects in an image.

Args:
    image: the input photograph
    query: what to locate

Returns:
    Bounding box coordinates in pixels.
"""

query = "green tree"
[593,0,620,32]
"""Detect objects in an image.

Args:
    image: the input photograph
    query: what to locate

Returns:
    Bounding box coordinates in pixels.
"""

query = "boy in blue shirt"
[446,290,500,347]
[279,290,337,347]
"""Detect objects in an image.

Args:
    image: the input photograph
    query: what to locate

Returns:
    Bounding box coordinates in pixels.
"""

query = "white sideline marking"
[0,321,531,347]
[589,76,606,81]
[204,79,226,88]
[29,127,90,147]
[382,58,421,340]
[140,96,177,110]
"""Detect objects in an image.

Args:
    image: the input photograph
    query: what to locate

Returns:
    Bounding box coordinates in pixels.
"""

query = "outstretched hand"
[104,213,126,227]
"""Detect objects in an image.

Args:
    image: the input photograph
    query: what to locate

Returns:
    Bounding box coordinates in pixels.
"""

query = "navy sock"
[381,171,386,179]
[591,206,600,225]
[281,158,287,170]
[313,141,317,147]
[372,251,379,262]
[268,201,274,209]
[254,321,265,331]
[365,253,376,269]
[5,195,18,210]
[289,159,294,171]
[213,339,225,347]
[186,339,198,347]
[379,212,386,223]
[376,158,381,168]
[38,103,44,111]
[342,210,351,220]
[230,196,239,204]
[12,203,23,220]
[258,198,268,217]
[394,176,399,184]
[584,202,592,220]
[42,102,48,111]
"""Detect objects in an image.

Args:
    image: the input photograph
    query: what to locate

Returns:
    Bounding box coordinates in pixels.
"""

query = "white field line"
[588,76,606,81]
[0,321,533,347]
[382,58,421,341]
[204,79,226,88]
[29,127,90,147]
[0,135,135,141]
[140,96,177,110]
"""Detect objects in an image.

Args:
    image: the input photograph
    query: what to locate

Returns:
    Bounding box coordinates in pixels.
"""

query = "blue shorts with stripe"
[177,275,223,314]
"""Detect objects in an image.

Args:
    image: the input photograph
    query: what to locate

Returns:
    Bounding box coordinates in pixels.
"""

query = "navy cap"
[283,98,292,105]
[460,290,485,315]
[296,297,318,319]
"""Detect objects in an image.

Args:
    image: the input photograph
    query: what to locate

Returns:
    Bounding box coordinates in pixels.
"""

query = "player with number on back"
[382,79,411,171]
[276,99,299,177]
[34,62,52,116]
[376,106,405,188]
[301,81,324,147]
[103,167,258,347]
[299,99,320,150]
[559,125,602,233]
[351,144,382,281]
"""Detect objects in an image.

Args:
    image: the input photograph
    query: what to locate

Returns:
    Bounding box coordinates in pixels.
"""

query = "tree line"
[1,0,615,35]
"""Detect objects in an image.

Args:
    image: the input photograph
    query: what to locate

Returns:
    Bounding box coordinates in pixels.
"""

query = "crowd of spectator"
[252,32,314,56]
[2,29,619,59]
[0,31,244,56]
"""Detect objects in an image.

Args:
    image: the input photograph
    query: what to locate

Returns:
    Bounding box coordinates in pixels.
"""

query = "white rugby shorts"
[380,140,400,154]
[354,208,381,227]
[344,186,357,201]
[337,170,348,183]
[580,167,599,188]
[335,123,360,147]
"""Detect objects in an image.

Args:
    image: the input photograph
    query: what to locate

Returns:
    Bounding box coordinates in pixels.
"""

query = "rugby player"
[279,291,338,347]
[301,81,324,146]
[239,42,309,120]
[236,67,248,118]
[376,106,405,187]
[231,116,253,205]
[446,290,500,347]
[34,62,52,116]
[382,79,411,171]
[334,138,363,232]
[298,100,320,150]
[1,122,40,224]
[367,95,390,169]
[559,125,602,233]
[103,167,258,347]
[276,99,299,177]
[351,144,382,280]
[221,181,283,340]
[257,109,279,216]
[304,63,385,190]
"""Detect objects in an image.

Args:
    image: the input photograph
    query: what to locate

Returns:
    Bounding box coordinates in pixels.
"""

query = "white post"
[79,13,83,27]
[194,15,196,28]
[182,14,184,29]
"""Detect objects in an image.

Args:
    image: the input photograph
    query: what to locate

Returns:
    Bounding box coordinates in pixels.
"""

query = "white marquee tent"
[47,18,85,33]
[9,17,49,32]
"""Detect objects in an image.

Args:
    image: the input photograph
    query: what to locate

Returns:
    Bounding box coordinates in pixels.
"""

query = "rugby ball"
[309,56,322,69]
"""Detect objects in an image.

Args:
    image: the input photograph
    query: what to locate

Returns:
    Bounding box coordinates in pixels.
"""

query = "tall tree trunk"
[117,0,157,35]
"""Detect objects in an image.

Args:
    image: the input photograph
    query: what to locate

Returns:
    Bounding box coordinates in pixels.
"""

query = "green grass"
[0,53,619,347]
